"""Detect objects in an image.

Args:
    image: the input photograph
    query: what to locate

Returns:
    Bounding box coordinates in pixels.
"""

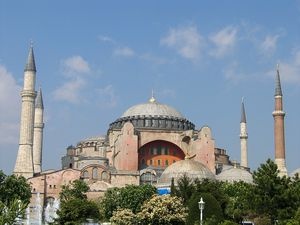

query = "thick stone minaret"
[33,88,44,174]
[240,98,248,168]
[14,46,37,178]
[272,65,287,176]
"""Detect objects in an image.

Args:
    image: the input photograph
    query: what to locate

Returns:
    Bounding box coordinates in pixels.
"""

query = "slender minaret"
[33,88,44,174]
[240,98,248,168]
[14,46,37,178]
[272,65,287,176]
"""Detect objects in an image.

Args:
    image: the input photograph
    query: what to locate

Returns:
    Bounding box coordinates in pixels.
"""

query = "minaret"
[33,88,44,174]
[240,98,248,168]
[14,46,37,178]
[272,65,287,176]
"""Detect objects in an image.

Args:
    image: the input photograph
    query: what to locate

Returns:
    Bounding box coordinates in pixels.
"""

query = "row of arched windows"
[82,168,109,181]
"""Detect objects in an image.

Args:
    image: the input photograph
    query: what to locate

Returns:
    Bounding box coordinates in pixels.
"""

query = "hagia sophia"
[13,46,300,220]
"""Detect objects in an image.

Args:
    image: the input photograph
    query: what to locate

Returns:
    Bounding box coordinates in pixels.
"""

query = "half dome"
[158,159,215,187]
[217,167,253,184]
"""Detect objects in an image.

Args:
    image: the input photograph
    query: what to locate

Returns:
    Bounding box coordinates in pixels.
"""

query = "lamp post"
[198,197,205,225]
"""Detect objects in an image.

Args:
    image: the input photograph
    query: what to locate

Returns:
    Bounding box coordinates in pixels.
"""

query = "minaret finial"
[149,89,156,103]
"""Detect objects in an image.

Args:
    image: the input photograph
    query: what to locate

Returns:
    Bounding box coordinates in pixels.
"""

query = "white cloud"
[0,65,21,144]
[259,35,280,56]
[97,85,117,108]
[113,47,135,57]
[140,53,169,65]
[53,77,86,104]
[160,25,204,61]
[62,55,90,75]
[210,26,238,58]
[98,35,115,43]
[223,61,245,83]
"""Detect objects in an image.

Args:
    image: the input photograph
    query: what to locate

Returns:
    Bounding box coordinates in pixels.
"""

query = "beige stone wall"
[113,122,139,171]
[110,172,140,187]
[191,126,216,173]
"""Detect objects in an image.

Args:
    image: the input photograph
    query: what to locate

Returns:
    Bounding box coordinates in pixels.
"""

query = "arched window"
[83,170,89,179]
[165,160,169,166]
[92,168,98,179]
[140,172,157,185]
[102,171,108,181]
[141,159,146,165]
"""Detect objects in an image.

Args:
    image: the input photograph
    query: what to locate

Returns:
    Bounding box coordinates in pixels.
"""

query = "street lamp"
[198,197,205,225]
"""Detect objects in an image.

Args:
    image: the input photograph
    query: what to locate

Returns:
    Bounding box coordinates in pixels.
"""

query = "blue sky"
[1,1,300,174]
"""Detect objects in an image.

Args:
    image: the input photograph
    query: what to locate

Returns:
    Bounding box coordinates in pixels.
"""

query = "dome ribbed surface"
[158,159,215,186]
[217,167,253,183]
[121,101,184,119]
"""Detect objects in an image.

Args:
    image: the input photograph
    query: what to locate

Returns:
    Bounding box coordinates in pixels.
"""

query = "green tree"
[194,179,228,215]
[222,181,253,222]
[0,170,31,224]
[110,208,137,225]
[99,184,156,220]
[186,192,223,225]
[0,171,31,205]
[252,159,294,223]
[172,174,195,205]
[137,194,187,225]
[54,179,99,225]
[59,179,89,202]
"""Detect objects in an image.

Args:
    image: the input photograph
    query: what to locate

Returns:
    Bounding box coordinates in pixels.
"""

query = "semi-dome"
[158,159,215,187]
[121,96,184,119]
[109,96,195,131]
[217,166,253,184]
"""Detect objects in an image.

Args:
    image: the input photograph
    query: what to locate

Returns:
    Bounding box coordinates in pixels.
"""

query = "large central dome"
[121,96,184,119]
[109,96,195,131]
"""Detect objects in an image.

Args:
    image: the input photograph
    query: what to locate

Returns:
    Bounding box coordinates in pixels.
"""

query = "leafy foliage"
[0,199,28,225]
[0,170,31,205]
[171,174,195,205]
[222,181,253,222]
[54,179,99,225]
[59,179,89,202]
[252,159,296,222]
[0,170,31,224]
[110,208,137,225]
[99,184,156,220]
[137,194,187,225]
[194,178,228,215]
[186,192,223,225]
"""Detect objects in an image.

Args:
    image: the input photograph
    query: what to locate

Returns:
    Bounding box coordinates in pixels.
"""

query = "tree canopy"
[0,170,31,225]
[99,184,156,220]
[54,179,99,225]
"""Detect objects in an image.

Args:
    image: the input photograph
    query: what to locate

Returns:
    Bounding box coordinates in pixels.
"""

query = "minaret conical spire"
[275,64,282,96]
[240,97,247,123]
[24,44,36,72]
[35,88,44,109]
